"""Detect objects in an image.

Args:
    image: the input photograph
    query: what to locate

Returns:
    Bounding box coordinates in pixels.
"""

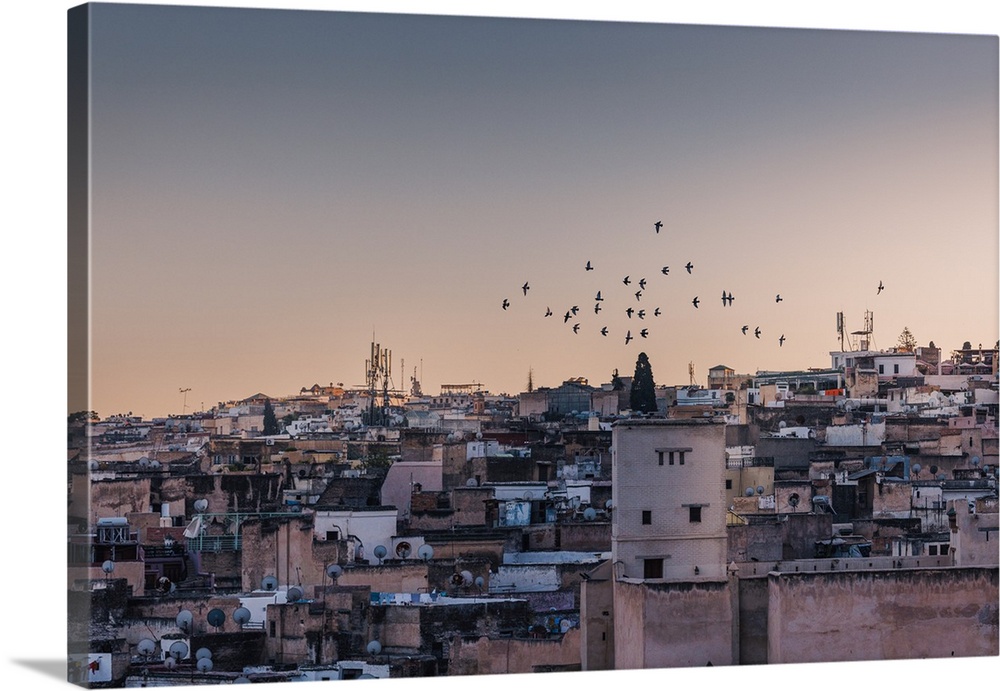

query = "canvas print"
[67,2,999,687]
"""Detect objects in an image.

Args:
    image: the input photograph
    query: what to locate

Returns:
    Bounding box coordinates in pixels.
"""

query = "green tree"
[897,326,916,352]
[262,398,279,436]
[630,352,658,414]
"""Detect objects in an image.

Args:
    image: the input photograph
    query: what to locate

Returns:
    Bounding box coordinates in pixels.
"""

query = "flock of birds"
[500,220,885,351]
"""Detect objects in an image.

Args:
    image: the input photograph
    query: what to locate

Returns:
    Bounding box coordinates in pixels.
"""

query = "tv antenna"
[179,388,191,414]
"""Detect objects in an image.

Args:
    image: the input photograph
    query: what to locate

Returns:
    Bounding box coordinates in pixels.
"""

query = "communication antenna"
[689,361,696,386]
[366,640,382,656]
[417,544,434,561]
[756,486,765,495]
[193,498,209,513]
[168,640,188,661]
[325,563,343,580]
[261,575,278,592]
[136,639,156,659]
[373,545,388,564]
[175,609,193,634]
[179,388,191,414]
[206,608,225,630]
[232,607,251,628]
[287,586,303,602]
[197,657,214,673]
[395,542,412,559]
[195,647,212,661]
[583,507,597,521]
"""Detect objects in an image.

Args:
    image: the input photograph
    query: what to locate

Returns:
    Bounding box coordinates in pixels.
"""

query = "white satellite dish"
[287,586,303,602]
[168,640,188,660]
[417,544,434,561]
[193,498,209,512]
[583,507,597,521]
[164,657,177,670]
[460,570,473,586]
[373,545,387,562]
[176,610,193,633]
[101,560,115,574]
[367,640,382,655]
[261,575,278,591]
[197,658,214,672]
[233,607,251,626]
[465,478,478,487]
[325,564,343,579]
[195,647,212,661]
[137,639,156,656]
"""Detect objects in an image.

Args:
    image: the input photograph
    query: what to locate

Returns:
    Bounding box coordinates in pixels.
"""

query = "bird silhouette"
[635,290,643,302]
[724,292,734,306]
[594,303,602,314]
[775,294,783,303]
[654,307,661,317]
[626,307,635,318]
[637,309,645,319]
[563,311,572,323]
[877,281,884,295]
[623,275,631,286]
[595,290,604,302]
[601,326,609,337]
[544,307,553,317]
[585,260,594,271]
[685,262,694,274]
[779,334,786,347]
[654,220,663,233]
[522,282,529,295]
[625,330,633,345]
[661,266,670,275]
[741,325,749,335]
[640,328,649,338]
[639,278,647,290]
[571,305,580,315]
[502,299,509,310]
[692,297,700,308]
[573,323,580,334]
[754,326,761,339]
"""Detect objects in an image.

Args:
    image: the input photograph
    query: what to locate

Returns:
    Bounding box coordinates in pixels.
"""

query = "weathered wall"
[613,579,734,669]
[727,523,783,563]
[737,576,769,664]
[447,628,582,675]
[767,568,999,663]
[580,575,614,671]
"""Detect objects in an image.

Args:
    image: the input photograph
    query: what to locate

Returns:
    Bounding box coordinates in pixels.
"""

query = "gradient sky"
[82,3,998,419]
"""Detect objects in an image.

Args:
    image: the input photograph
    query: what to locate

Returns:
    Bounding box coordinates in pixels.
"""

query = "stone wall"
[447,628,582,675]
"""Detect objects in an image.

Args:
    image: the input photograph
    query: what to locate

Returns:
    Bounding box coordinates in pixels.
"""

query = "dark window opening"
[643,558,663,579]
[689,506,702,522]
[641,510,652,525]
[725,479,732,490]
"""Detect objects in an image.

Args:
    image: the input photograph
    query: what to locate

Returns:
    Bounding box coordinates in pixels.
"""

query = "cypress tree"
[262,398,279,435]
[630,352,658,414]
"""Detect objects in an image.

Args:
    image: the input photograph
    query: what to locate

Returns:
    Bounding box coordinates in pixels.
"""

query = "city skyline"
[79,4,997,420]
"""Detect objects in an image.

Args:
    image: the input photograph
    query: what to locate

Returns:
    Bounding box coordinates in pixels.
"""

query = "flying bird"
[877,281,884,295]
[571,305,580,315]
[639,278,647,290]
[654,307,661,317]
[625,330,633,345]
[594,303,602,314]
[595,290,604,301]
[755,326,761,339]
[692,296,700,308]
[573,323,580,334]
[635,290,643,302]
[654,220,663,233]
[741,325,749,335]
[564,311,572,323]
[640,328,649,338]
[685,262,694,274]
[544,307,553,317]
[775,294,783,303]
[637,309,645,319]
[779,334,786,347]
[725,292,734,306]
[522,282,529,295]
[600,326,609,337]
[585,260,594,271]
[661,266,670,275]
[502,299,509,310]
[626,307,635,318]
[623,275,631,286]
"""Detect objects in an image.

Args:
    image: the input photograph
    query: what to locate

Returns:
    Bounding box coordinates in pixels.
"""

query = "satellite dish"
[325,564,343,579]
[417,544,434,561]
[605,500,613,510]
[358,674,377,679]
[756,486,765,495]
[745,487,755,497]
[150,460,162,469]
[193,499,209,512]
[168,640,188,660]
[476,432,483,440]
[366,640,382,655]
[560,619,572,633]
[972,456,981,466]
[287,586,303,602]
[195,647,213,661]
[207,608,225,628]
[937,473,946,480]
[373,545,388,561]
[474,576,485,588]
[929,465,939,475]
[523,491,534,501]
[164,657,177,670]
[789,493,800,507]
[137,639,156,656]
[460,570,473,585]
[232,607,251,626]
[583,507,597,521]
[138,456,150,468]
[101,560,115,574]
[569,496,581,509]
[465,478,478,487]
[197,657,214,673]
[778,421,787,429]
[176,610,194,633]
[261,576,278,591]
[912,463,922,476]
[88,460,99,471]
[395,542,412,559]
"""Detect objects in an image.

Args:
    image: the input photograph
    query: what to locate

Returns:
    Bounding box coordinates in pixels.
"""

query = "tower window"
[641,510,652,525]
[689,506,702,522]
[643,558,663,579]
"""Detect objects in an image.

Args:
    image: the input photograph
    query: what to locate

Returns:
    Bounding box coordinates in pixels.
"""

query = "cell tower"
[848,310,875,351]
[364,334,394,427]
[688,361,696,386]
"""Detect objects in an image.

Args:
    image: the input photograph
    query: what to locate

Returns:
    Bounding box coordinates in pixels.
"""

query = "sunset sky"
[78,2,998,419]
